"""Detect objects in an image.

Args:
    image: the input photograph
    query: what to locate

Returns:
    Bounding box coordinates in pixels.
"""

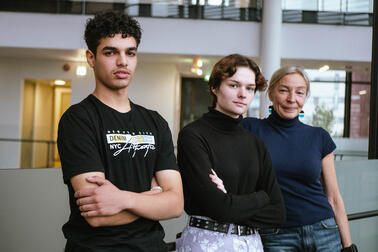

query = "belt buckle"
[237,225,241,236]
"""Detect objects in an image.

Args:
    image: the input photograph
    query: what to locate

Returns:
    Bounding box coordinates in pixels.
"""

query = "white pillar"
[259,0,282,118]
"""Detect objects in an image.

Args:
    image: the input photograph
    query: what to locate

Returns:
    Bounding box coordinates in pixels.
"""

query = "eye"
[127,51,136,56]
[104,51,115,56]
[296,90,306,95]
[279,89,288,93]
[246,86,256,92]
[229,83,237,88]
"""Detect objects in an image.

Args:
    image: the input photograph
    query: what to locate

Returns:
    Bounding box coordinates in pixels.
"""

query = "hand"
[209,169,227,193]
[75,176,126,217]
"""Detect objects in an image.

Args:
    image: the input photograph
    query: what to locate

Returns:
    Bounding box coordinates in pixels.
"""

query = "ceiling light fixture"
[54,80,66,85]
[319,65,329,72]
[359,90,367,95]
[192,57,203,76]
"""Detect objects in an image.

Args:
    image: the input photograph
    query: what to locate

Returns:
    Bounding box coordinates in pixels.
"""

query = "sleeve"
[320,128,336,158]
[154,113,179,172]
[243,142,286,227]
[178,129,270,223]
[57,108,105,184]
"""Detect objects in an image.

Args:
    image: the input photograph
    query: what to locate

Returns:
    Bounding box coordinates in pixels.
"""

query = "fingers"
[217,185,227,194]
[211,169,217,176]
[86,176,107,186]
[81,210,103,218]
[209,173,227,193]
[74,187,96,198]
[76,195,96,206]
[79,203,97,212]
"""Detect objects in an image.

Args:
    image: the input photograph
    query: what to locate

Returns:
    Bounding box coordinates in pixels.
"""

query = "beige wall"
[0,57,180,168]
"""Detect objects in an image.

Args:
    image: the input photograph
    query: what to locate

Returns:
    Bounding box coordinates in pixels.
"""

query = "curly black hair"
[84,11,142,55]
[208,54,267,108]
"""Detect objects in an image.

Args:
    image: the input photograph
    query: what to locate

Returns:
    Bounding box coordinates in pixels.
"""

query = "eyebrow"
[228,79,256,85]
[279,84,306,89]
[101,46,138,52]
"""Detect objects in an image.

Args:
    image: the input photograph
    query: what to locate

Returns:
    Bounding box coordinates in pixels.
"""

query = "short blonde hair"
[268,66,310,97]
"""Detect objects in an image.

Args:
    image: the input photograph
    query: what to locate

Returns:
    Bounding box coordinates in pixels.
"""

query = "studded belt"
[189,216,256,236]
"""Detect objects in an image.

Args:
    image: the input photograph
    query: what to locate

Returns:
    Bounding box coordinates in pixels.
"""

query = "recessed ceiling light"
[319,65,329,72]
[54,80,65,85]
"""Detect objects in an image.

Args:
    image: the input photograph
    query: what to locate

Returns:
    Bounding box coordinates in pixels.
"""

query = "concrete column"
[259,0,282,118]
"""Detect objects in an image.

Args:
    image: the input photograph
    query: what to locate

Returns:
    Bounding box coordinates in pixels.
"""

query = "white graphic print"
[106,130,155,157]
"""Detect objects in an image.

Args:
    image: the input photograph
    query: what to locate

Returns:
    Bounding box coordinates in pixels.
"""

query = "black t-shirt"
[57,95,178,251]
[177,109,286,228]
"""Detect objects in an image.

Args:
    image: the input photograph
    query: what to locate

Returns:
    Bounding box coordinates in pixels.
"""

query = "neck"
[93,85,130,113]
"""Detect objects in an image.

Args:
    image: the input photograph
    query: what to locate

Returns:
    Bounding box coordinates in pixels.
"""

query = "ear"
[86,49,95,68]
[268,90,274,102]
[211,87,217,95]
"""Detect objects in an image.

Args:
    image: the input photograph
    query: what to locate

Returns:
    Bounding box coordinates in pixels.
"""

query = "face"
[86,33,138,91]
[269,73,307,119]
[213,66,256,118]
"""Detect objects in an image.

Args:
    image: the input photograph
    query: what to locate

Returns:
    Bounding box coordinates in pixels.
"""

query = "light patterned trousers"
[176,217,263,252]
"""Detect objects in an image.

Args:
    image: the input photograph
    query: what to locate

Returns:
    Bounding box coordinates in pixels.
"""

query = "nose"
[287,91,295,103]
[116,53,128,67]
[238,87,246,98]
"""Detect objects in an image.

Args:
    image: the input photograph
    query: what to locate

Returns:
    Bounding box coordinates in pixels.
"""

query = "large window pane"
[350,71,371,138]
[302,69,346,137]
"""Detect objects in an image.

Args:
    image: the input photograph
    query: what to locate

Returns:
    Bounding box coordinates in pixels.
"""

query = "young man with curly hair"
[57,11,183,251]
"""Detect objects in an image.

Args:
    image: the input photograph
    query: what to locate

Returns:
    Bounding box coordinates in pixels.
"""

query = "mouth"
[282,107,298,112]
[233,101,247,107]
[114,69,130,79]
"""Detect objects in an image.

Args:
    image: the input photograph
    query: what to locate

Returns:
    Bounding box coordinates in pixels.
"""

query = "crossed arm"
[71,169,184,227]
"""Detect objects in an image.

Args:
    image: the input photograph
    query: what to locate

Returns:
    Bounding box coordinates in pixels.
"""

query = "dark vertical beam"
[343,71,352,138]
[369,0,378,159]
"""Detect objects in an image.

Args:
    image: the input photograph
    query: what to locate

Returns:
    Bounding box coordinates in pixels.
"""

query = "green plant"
[311,103,334,134]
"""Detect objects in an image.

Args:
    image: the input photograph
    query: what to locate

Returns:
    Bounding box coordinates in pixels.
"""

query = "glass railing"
[335,159,378,251]
[282,0,373,13]
[0,0,373,25]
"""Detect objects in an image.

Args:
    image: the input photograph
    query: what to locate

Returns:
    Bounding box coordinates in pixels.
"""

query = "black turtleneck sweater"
[177,109,285,228]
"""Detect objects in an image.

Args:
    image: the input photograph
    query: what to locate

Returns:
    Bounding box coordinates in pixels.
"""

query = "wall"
[0,12,372,62]
[0,58,179,168]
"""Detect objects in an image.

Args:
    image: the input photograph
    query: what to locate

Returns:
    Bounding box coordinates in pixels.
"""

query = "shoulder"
[299,122,335,147]
[241,116,261,125]
[178,118,206,144]
[241,117,265,132]
[300,122,331,136]
[60,96,94,123]
[241,126,268,148]
[132,102,169,126]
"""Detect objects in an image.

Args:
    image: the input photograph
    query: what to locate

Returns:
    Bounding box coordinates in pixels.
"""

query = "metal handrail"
[0,138,57,168]
[347,209,378,221]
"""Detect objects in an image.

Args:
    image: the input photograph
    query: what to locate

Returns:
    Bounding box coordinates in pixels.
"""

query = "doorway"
[20,79,71,168]
[180,77,211,129]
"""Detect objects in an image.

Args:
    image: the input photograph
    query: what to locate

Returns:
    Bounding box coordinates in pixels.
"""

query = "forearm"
[87,210,138,227]
[191,188,270,223]
[244,197,286,227]
[120,189,183,220]
[331,196,352,247]
[84,187,161,227]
